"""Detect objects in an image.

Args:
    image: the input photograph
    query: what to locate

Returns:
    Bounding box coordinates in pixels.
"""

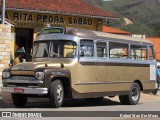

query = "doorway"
[15,28,34,61]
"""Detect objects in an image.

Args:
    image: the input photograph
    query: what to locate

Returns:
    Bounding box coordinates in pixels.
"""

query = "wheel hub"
[57,84,63,103]
[131,87,139,101]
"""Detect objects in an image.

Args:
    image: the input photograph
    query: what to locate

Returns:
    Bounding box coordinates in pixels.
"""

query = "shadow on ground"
[2,91,159,108]
[26,98,121,108]
[0,93,121,108]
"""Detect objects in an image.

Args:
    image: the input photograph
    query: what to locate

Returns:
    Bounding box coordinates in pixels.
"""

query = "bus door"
[76,40,97,93]
[108,42,132,91]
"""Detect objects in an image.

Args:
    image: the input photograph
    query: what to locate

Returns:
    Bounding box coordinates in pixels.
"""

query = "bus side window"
[130,45,147,60]
[109,42,128,59]
[80,40,94,57]
[148,46,154,60]
[96,42,107,57]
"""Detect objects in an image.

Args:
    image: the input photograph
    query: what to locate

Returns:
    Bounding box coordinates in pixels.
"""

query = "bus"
[1,27,157,108]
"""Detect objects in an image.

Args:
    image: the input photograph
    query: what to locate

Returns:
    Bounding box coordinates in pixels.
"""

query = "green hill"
[85,0,160,37]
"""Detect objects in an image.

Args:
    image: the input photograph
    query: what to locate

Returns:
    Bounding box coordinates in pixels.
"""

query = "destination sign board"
[40,27,65,34]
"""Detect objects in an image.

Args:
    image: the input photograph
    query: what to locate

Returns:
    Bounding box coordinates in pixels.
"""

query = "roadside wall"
[0,24,11,87]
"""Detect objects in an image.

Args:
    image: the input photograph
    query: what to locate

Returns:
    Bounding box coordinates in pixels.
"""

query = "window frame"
[96,41,107,58]
[33,41,50,58]
[33,40,77,58]
[109,41,129,60]
[80,39,95,58]
[130,44,148,61]
[148,46,155,60]
[79,39,155,61]
[49,40,77,58]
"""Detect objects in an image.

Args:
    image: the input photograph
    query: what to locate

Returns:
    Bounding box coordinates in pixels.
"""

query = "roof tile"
[103,26,131,35]
[0,0,118,18]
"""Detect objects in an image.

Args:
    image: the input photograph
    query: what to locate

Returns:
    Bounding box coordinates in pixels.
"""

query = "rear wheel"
[12,94,28,107]
[119,82,140,105]
[50,80,64,108]
[85,97,104,103]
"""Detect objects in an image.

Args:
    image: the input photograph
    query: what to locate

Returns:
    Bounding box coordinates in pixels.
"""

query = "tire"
[119,82,140,105]
[50,80,64,108]
[85,97,104,103]
[12,93,28,107]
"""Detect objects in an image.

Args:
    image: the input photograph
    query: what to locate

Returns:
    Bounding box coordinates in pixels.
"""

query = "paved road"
[0,92,160,119]
[0,93,160,111]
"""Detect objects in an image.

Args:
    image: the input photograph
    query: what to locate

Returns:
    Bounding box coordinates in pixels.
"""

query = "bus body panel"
[2,27,157,102]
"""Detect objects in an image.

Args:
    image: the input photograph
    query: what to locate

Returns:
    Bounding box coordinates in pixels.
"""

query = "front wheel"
[119,82,140,105]
[50,80,64,108]
[12,94,28,107]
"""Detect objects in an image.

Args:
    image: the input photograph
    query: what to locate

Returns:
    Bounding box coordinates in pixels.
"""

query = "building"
[0,0,117,60]
[147,37,160,62]
[103,26,131,35]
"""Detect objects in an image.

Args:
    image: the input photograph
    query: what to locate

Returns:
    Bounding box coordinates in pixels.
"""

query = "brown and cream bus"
[1,27,157,108]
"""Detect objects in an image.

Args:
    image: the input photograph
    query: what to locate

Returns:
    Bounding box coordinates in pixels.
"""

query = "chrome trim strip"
[79,58,156,65]
[142,80,156,83]
[75,81,132,85]
[75,80,156,85]
[1,87,48,94]
[2,80,43,84]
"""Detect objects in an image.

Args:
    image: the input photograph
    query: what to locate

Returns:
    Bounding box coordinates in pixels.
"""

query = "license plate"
[14,88,24,93]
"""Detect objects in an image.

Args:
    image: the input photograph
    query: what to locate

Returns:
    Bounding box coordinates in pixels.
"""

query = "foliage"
[86,0,160,37]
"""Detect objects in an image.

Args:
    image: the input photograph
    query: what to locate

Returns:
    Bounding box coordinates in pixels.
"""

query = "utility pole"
[1,0,5,24]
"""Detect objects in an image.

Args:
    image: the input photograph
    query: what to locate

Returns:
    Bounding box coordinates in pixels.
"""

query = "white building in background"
[132,34,146,39]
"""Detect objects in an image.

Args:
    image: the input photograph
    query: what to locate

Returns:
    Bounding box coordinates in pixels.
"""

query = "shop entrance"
[15,28,34,61]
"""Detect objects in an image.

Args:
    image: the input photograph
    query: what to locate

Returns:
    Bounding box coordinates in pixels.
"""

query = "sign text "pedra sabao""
[12,13,93,26]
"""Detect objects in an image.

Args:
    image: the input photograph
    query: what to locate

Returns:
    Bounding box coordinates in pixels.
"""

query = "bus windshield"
[33,40,77,58]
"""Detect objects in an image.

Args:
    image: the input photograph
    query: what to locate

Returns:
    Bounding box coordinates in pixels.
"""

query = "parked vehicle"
[1,27,157,108]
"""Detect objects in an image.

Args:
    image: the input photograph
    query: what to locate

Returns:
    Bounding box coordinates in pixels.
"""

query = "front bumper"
[1,87,48,95]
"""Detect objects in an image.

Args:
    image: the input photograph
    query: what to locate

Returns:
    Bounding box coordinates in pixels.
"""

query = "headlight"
[35,72,44,80]
[2,72,11,79]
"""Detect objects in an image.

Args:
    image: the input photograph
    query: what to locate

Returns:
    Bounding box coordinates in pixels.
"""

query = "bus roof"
[37,27,152,45]
[66,27,152,44]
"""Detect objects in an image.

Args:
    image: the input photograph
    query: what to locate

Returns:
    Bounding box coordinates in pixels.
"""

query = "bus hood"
[11,62,62,71]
